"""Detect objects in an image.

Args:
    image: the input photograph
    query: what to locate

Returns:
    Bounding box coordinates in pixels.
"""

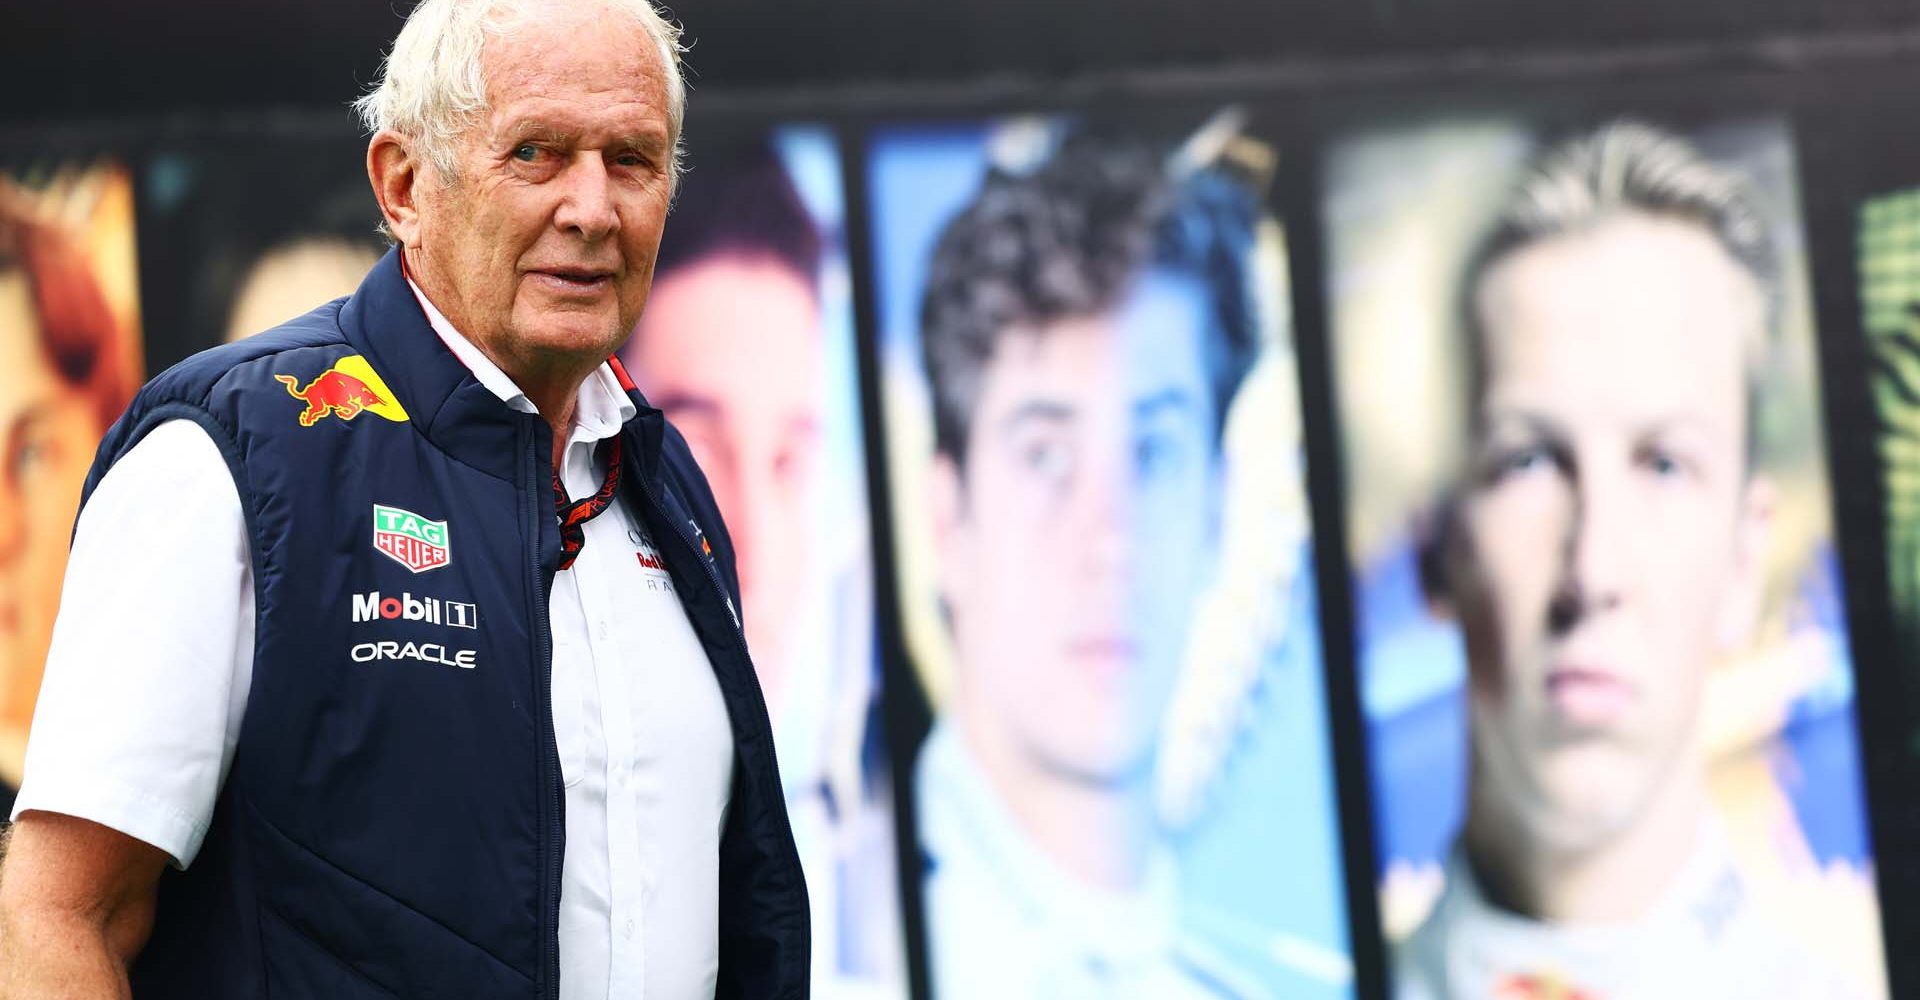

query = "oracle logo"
[350,640,477,670]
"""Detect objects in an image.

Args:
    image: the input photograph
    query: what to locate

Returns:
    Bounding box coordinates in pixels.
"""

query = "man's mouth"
[1067,635,1141,686]
[530,267,615,291]
[1544,665,1635,728]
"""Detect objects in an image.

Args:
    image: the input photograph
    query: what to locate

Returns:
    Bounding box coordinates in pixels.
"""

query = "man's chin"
[1030,736,1157,789]
[511,309,629,359]
[1506,780,1652,854]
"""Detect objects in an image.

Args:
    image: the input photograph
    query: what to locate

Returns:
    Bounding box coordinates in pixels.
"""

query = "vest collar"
[337,249,666,481]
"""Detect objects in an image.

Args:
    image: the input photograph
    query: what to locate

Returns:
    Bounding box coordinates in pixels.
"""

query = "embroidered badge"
[1493,972,1601,1000]
[373,503,450,573]
[276,356,410,427]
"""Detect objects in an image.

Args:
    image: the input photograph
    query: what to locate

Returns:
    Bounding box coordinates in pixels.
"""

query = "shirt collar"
[915,720,1180,957]
[1435,817,1741,943]
[405,277,637,443]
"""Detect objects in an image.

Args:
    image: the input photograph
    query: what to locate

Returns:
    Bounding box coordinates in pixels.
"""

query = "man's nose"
[1550,471,1629,634]
[0,494,23,566]
[554,154,620,241]
[1076,457,1134,580]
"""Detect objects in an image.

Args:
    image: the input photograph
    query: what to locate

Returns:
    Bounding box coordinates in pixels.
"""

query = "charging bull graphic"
[1493,973,1601,1000]
[276,355,411,427]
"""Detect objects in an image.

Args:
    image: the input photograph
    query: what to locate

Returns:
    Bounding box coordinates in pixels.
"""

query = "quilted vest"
[80,251,809,999]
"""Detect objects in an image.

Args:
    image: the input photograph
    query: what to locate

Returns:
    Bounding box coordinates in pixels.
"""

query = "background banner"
[865,111,1353,999]
[1322,111,1884,999]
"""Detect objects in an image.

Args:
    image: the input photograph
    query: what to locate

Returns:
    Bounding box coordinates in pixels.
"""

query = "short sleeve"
[11,418,254,869]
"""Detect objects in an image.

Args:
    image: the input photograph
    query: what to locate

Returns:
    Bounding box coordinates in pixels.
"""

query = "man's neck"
[403,249,587,472]
[479,351,585,475]
[1462,755,1706,923]
[546,411,577,474]
[958,708,1155,892]
[506,368,583,474]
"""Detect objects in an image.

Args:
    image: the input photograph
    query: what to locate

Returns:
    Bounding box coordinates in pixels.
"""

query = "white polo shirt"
[14,286,736,1000]
[915,720,1269,1000]
[1393,824,1870,1000]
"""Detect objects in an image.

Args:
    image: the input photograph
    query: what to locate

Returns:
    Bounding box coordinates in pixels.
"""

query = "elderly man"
[1396,121,1856,1000]
[0,0,809,997]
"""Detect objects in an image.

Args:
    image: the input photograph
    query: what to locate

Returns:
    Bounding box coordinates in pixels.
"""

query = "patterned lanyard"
[553,434,623,571]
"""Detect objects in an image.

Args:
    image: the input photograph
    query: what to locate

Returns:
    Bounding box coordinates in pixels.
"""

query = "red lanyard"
[553,435,622,571]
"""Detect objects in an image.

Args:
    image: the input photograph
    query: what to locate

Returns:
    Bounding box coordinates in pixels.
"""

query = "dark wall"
[7,0,1920,123]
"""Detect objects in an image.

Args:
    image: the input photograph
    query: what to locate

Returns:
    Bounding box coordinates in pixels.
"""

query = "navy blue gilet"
[79,251,809,999]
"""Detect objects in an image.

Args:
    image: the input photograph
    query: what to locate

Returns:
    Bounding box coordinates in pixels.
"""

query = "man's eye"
[1136,432,1187,480]
[1637,446,1686,480]
[1019,437,1074,485]
[1487,444,1553,482]
[9,437,48,488]
[513,144,540,162]
[1507,449,1545,472]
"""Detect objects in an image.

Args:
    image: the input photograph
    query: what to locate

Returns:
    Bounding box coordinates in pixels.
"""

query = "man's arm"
[0,811,169,999]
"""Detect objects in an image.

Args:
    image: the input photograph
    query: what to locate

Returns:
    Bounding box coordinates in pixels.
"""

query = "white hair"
[353,0,685,180]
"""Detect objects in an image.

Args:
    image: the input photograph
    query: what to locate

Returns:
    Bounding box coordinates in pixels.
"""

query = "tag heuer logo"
[373,504,450,573]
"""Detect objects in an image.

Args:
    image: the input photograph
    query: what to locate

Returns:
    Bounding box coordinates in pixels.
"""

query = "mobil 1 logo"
[352,591,478,629]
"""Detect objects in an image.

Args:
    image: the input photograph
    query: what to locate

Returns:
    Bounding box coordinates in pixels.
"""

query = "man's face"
[1445,214,1771,853]
[0,271,104,738]
[410,3,675,381]
[625,255,822,714]
[933,271,1224,787]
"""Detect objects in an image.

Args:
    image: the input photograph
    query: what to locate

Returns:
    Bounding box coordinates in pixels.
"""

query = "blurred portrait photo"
[870,114,1352,999]
[619,130,906,999]
[135,135,385,358]
[0,164,142,812]
[1325,116,1886,999]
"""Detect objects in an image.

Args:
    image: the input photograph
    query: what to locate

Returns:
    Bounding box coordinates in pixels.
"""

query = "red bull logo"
[275,356,410,427]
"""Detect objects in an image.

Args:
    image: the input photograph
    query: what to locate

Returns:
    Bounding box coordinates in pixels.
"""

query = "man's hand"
[0,811,168,999]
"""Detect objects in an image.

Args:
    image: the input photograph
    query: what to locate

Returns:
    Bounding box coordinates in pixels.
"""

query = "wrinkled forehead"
[475,8,673,133]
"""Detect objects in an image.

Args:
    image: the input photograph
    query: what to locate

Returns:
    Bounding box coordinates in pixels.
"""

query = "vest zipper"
[523,423,564,1000]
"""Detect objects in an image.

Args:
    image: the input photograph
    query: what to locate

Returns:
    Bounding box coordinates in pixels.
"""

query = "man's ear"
[1415,492,1462,621]
[367,130,424,248]
[928,452,971,605]
[1716,474,1777,652]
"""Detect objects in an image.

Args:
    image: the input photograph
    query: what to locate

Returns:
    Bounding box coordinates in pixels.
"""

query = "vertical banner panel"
[865,111,1355,999]
[1322,112,1888,999]
[0,160,143,813]
[617,126,910,999]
